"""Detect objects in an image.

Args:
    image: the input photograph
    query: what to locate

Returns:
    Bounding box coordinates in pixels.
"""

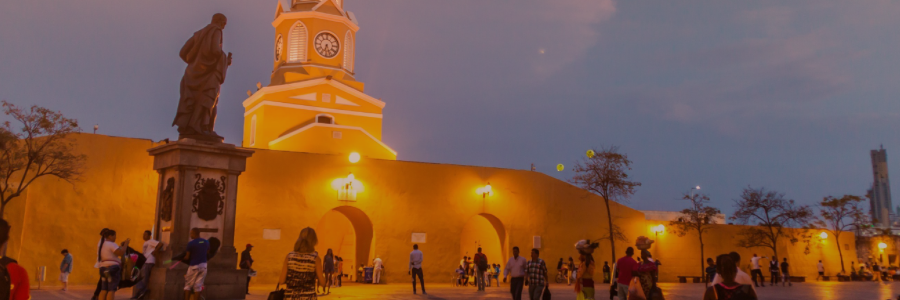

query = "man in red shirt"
[0,219,30,300]
[615,247,638,300]
[473,247,488,291]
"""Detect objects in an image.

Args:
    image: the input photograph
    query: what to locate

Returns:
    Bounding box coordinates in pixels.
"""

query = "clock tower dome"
[241,0,396,160]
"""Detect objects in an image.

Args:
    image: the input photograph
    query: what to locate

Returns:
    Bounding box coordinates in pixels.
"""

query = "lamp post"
[654,224,664,240]
[690,185,701,200]
[477,183,493,200]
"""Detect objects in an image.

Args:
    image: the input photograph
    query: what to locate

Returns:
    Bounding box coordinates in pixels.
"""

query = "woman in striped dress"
[279,227,326,300]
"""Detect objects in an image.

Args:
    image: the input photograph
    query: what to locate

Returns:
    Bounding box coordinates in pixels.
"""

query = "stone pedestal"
[147,139,254,300]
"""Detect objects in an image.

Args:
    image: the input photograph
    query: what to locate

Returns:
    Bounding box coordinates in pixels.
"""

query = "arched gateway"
[460,213,507,268]
[315,206,374,278]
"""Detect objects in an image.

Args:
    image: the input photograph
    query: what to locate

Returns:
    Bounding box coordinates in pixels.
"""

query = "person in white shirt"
[711,252,756,293]
[133,230,161,299]
[504,246,528,300]
[97,229,130,300]
[749,254,767,287]
[373,257,384,284]
[409,244,425,295]
[816,260,825,281]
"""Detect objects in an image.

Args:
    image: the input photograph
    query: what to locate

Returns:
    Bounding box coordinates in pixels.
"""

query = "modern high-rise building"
[869,146,893,228]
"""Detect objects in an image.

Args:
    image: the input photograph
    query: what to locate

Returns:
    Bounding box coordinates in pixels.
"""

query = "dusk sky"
[2,0,899,214]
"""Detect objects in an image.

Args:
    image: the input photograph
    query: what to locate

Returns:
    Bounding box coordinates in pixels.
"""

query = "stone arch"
[315,206,374,277]
[460,213,507,268]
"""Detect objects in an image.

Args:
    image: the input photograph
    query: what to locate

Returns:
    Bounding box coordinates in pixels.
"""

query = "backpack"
[475,254,488,270]
[0,256,17,298]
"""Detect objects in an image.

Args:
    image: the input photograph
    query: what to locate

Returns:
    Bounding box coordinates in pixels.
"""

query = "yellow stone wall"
[3,135,862,287]
[647,220,859,282]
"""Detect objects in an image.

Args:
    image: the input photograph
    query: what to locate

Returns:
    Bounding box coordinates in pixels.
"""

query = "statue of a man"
[172,13,232,141]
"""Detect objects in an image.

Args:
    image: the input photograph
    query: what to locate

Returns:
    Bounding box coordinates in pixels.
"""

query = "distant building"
[641,210,727,224]
[869,146,893,228]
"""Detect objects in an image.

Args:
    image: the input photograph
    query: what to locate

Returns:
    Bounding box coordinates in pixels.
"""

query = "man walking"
[525,249,549,300]
[59,249,72,292]
[615,247,639,300]
[474,247,489,291]
[240,244,254,294]
[780,258,792,287]
[769,259,779,286]
[184,228,209,300]
[504,246,527,300]
[409,244,425,295]
[816,260,825,281]
[132,230,160,299]
[373,256,384,284]
[749,254,766,287]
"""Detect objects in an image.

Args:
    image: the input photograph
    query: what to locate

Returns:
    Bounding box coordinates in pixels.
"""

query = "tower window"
[288,21,308,63]
[316,114,334,124]
[343,32,354,72]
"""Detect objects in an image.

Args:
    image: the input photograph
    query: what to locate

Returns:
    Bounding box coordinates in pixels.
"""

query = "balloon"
[586,150,595,158]
[556,164,564,171]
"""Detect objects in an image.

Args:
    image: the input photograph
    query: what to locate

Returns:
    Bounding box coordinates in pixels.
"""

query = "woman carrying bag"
[272,227,327,300]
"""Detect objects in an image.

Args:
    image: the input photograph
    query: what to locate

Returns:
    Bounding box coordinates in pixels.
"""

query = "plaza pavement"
[29,281,900,300]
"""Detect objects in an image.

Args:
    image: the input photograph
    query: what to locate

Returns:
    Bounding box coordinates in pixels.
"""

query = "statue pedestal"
[147,139,254,300]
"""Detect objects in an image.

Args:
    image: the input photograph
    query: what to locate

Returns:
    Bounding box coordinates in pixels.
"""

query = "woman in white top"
[97,229,129,300]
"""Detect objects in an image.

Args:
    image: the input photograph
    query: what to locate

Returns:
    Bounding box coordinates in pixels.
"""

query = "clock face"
[274,34,283,61]
[314,32,340,58]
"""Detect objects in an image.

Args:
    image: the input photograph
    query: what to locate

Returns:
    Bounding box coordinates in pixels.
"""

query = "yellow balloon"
[556,164,564,171]
[586,150,595,158]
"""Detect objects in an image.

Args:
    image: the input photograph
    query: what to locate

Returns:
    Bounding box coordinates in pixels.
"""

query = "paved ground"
[30,281,900,300]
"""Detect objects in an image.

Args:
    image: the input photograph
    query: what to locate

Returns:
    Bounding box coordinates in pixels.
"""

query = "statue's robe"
[172,23,228,135]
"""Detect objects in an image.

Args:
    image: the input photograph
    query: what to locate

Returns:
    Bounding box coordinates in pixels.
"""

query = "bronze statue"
[173,13,232,142]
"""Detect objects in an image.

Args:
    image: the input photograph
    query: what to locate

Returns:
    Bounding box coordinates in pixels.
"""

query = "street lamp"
[477,183,493,200]
[690,185,701,200]
[819,232,828,239]
[653,224,665,239]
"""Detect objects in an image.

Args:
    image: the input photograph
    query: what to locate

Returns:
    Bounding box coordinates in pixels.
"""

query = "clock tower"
[242,0,396,160]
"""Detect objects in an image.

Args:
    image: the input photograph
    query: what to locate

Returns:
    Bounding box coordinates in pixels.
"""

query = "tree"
[731,187,813,262]
[0,101,86,217]
[669,193,721,284]
[811,195,866,273]
[570,146,641,264]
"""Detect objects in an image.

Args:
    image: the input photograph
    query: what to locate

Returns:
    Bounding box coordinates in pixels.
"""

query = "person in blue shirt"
[59,249,73,291]
[184,228,209,300]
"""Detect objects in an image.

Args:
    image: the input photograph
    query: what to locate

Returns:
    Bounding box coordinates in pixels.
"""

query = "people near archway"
[279,227,326,300]
[636,250,658,299]
[0,219,30,300]
[568,257,576,285]
[707,258,718,284]
[768,258,779,286]
[59,249,72,292]
[240,244,254,295]
[184,228,209,300]
[602,261,610,284]
[504,246,527,300]
[409,244,426,295]
[574,240,598,300]
[456,265,465,286]
[322,249,334,294]
[614,247,638,300]
[712,252,755,293]
[525,248,549,300]
[816,260,824,281]
[703,254,757,300]
[749,254,766,287]
[493,263,501,287]
[461,256,470,286]
[780,258,792,286]
[337,257,344,287]
[373,256,384,284]
[98,229,130,300]
[474,247,489,291]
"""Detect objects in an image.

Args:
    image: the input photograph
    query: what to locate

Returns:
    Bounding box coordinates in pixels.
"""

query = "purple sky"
[2,0,899,214]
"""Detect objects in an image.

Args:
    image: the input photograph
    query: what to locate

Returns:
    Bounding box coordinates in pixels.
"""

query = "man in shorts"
[184,228,209,300]
[59,249,73,291]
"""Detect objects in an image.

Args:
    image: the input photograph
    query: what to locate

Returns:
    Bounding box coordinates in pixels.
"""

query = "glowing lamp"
[819,232,828,239]
[879,242,888,250]
[586,150,595,158]
[349,152,361,163]
[556,164,564,172]
[332,173,364,201]
[656,224,665,233]
[477,183,493,199]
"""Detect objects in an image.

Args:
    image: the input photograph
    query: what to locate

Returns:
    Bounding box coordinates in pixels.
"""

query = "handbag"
[267,283,286,300]
[542,285,551,300]
[628,277,646,300]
